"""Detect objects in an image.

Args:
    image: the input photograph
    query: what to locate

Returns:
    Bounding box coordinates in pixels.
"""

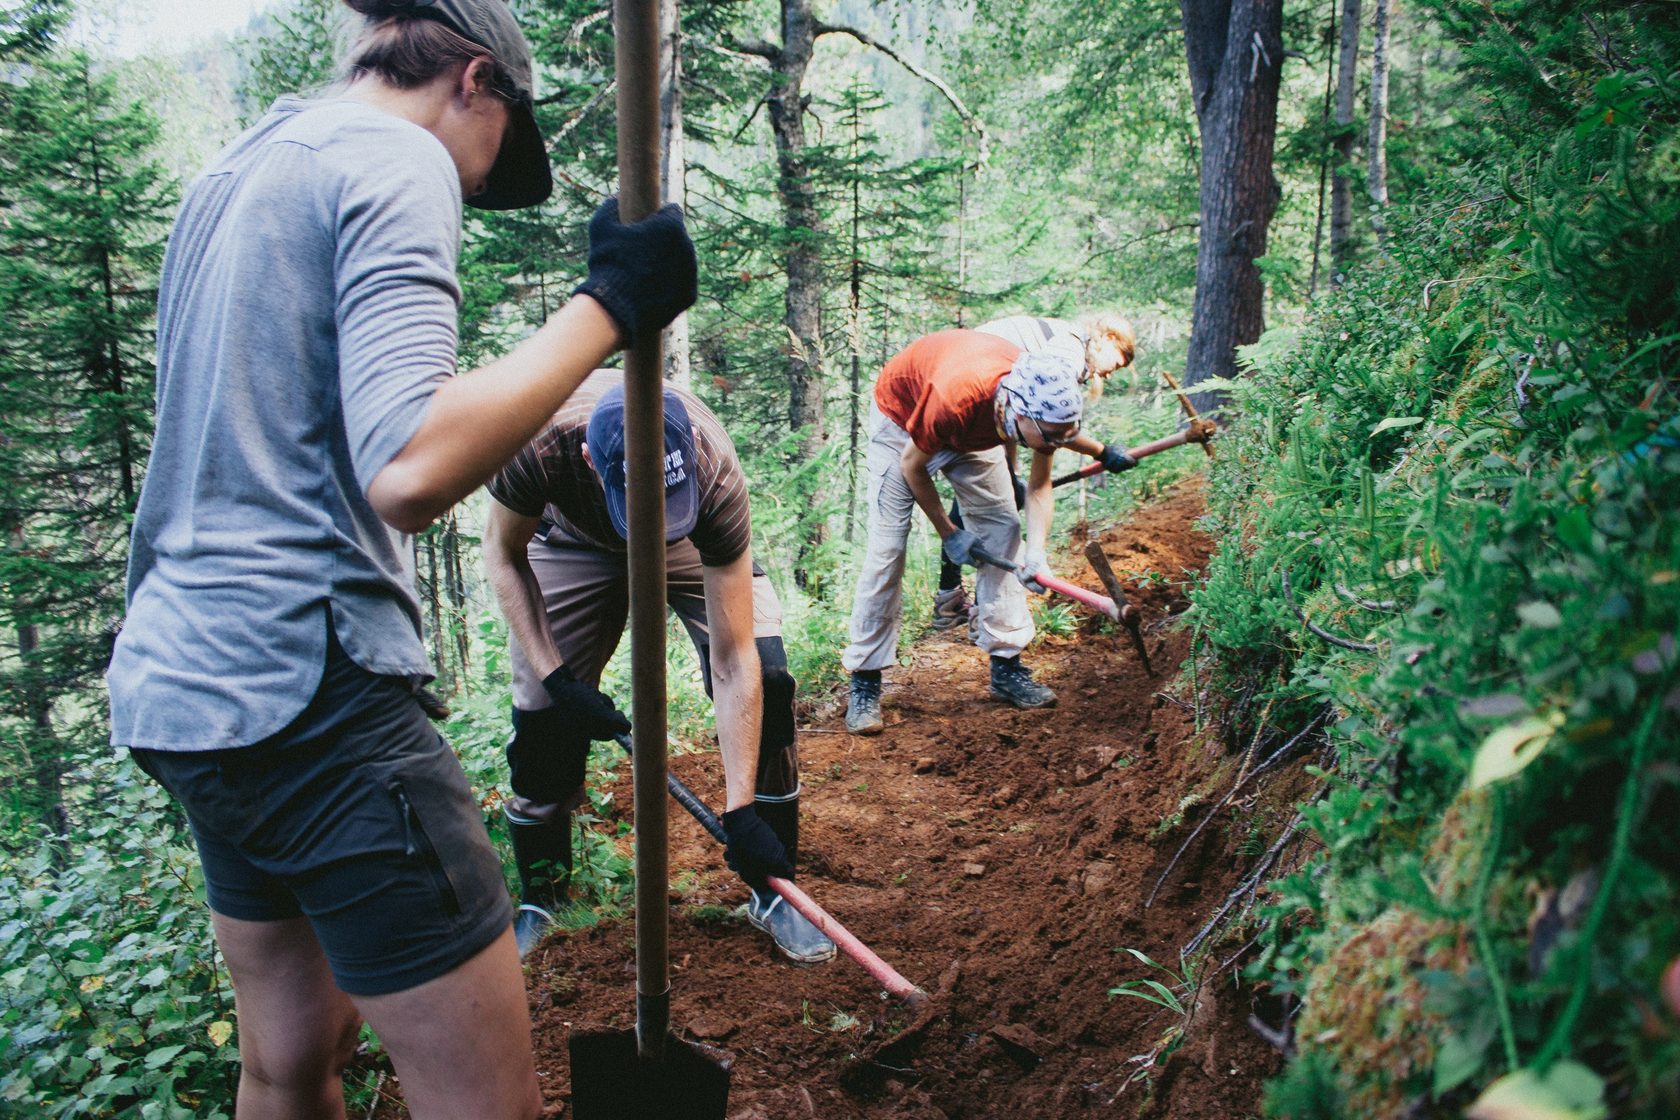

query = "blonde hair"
[1081,311,1137,368]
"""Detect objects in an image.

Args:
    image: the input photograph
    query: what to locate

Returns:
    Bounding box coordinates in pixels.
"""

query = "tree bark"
[1180,0,1284,413]
[1367,0,1391,242]
[659,0,691,388]
[1308,0,1337,297]
[1329,0,1361,284]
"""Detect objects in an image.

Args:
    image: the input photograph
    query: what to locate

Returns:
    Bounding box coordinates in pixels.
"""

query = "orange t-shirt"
[874,330,1022,454]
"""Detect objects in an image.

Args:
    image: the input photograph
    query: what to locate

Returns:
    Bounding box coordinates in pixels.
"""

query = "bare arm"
[1023,448,1056,556]
[1065,432,1106,458]
[900,442,958,538]
[482,499,563,680]
[367,295,620,533]
[701,551,763,812]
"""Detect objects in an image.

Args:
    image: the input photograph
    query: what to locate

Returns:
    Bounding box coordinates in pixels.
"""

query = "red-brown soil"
[374,478,1280,1117]
[516,479,1278,1119]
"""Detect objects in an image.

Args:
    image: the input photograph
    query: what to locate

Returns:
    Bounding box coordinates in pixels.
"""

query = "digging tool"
[613,734,929,1007]
[970,544,1124,623]
[1083,541,1154,675]
[568,2,732,1116]
[1052,417,1219,487]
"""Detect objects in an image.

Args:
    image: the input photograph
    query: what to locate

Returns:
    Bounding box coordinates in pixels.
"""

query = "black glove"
[1011,472,1027,510]
[1098,442,1138,473]
[721,805,794,891]
[572,196,698,348]
[942,528,980,567]
[540,665,632,741]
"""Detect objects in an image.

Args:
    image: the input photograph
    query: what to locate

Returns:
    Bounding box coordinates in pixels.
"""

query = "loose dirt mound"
[514,479,1279,1118]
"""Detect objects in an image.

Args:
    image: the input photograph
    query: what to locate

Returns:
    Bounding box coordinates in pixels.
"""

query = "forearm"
[1067,432,1106,458]
[1024,451,1055,554]
[711,644,763,812]
[368,295,620,532]
[484,543,563,682]
[900,446,956,537]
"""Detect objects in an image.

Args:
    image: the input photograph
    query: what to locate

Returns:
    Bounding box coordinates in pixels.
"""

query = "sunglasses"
[1022,413,1081,449]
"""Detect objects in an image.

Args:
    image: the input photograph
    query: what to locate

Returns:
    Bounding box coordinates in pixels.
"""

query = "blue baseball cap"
[585,384,700,542]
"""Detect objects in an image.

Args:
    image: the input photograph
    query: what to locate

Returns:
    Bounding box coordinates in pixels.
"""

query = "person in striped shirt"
[482,370,835,965]
[931,312,1140,630]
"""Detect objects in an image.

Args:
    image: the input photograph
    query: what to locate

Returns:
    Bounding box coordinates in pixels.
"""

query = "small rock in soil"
[989,1022,1054,1066]
[1081,861,1117,895]
[687,1012,737,1041]
[962,862,988,878]
[991,783,1018,807]
[914,757,937,774]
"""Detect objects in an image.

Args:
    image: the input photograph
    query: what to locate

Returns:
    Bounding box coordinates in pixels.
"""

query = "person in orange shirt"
[841,330,1087,734]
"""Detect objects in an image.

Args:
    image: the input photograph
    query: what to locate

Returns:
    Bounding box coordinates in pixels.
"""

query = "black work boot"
[746,797,836,964]
[989,655,1057,709]
[504,804,572,957]
[845,670,884,735]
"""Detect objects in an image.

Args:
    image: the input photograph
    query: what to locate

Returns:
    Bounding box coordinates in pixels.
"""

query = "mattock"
[1053,368,1219,487]
[1084,541,1155,675]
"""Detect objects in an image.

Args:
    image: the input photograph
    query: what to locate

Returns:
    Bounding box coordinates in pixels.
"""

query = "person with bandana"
[841,329,1093,735]
[931,313,1140,630]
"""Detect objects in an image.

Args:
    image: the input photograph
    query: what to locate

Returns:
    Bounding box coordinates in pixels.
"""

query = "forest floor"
[384,478,1284,1118]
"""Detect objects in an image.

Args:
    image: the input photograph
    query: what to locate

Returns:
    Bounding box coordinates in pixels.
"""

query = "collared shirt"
[977,315,1090,379]
[488,370,752,567]
[108,97,461,750]
[873,330,1023,455]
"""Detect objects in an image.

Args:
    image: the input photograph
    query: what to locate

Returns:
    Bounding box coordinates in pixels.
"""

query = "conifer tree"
[0,43,174,841]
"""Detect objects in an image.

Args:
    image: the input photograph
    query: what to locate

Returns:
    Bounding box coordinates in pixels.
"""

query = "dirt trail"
[503,478,1278,1118]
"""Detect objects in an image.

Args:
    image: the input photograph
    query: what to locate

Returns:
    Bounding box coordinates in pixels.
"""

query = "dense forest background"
[2,0,1676,1116]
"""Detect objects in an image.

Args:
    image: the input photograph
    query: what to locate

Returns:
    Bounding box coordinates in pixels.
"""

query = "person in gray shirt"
[107,2,695,1116]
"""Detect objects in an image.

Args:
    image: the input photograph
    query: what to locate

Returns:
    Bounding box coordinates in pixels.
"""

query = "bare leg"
[212,913,362,1120]
[352,927,541,1120]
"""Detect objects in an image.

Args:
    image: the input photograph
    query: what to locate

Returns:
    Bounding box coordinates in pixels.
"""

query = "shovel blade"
[569,1029,732,1119]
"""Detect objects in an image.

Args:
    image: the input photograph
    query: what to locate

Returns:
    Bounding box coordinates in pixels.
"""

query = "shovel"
[969,543,1154,674]
[568,1,733,1114]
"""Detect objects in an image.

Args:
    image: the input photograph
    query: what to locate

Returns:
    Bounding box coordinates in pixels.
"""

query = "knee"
[242,1005,362,1095]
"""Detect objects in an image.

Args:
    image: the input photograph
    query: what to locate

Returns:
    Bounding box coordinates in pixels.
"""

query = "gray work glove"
[942,528,981,568]
[1016,549,1050,594]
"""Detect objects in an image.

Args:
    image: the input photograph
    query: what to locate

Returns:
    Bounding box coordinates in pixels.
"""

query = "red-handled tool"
[614,734,928,1008]
[969,544,1123,622]
[1054,417,1219,487]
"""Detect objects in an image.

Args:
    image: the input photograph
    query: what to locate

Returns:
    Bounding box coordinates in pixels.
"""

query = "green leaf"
[1517,601,1563,629]
[1469,714,1564,789]
[142,1044,186,1070]
[1370,416,1424,436]
[1433,1031,1486,1096]
[1467,1062,1607,1120]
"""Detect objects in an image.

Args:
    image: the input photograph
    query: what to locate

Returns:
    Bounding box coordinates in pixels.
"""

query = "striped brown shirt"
[488,370,752,566]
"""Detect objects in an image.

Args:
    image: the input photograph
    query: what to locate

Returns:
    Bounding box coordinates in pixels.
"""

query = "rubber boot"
[504,804,572,957]
[746,797,836,964]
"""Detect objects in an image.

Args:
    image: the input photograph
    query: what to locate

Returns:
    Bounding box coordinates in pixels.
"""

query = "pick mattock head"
[1083,542,1155,676]
[1161,368,1218,459]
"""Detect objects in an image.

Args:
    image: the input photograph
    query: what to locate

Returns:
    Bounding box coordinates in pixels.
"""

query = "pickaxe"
[969,544,1154,674]
[1054,369,1218,488]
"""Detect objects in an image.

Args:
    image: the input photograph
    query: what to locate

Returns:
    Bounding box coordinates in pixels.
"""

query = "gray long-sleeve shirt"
[108,97,462,750]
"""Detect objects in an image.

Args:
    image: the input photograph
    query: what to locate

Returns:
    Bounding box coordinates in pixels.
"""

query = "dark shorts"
[130,631,513,997]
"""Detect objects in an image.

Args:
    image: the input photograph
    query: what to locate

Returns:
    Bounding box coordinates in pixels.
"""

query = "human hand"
[1016,549,1049,594]
[572,196,698,347]
[721,805,794,891]
[1098,442,1138,473]
[540,665,632,741]
[942,528,980,567]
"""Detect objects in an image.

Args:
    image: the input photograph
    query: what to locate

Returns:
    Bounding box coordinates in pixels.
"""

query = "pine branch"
[811,22,989,167]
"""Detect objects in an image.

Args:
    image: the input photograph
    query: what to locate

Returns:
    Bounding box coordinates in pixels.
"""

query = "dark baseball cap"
[585,384,701,543]
[413,0,552,210]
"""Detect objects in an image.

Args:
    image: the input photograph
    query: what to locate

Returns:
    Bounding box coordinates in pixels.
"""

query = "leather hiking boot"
[846,671,884,735]
[748,889,837,964]
[931,587,972,630]
[513,903,557,957]
[989,655,1057,709]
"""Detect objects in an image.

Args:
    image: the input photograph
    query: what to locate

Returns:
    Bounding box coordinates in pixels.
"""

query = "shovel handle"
[969,547,1121,622]
[612,735,929,1006]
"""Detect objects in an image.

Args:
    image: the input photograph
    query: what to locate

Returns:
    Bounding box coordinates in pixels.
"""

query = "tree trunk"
[8,522,68,853]
[765,0,824,463]
[659,0,691,388]
[847,99,863,544]
[1180,0,1284,413]
[1308,0,1337,297]
[1367,0,1391,242]
[1329,0,1361,284]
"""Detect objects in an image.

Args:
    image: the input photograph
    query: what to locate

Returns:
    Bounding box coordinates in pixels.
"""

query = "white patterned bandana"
[995,352,1084,441]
